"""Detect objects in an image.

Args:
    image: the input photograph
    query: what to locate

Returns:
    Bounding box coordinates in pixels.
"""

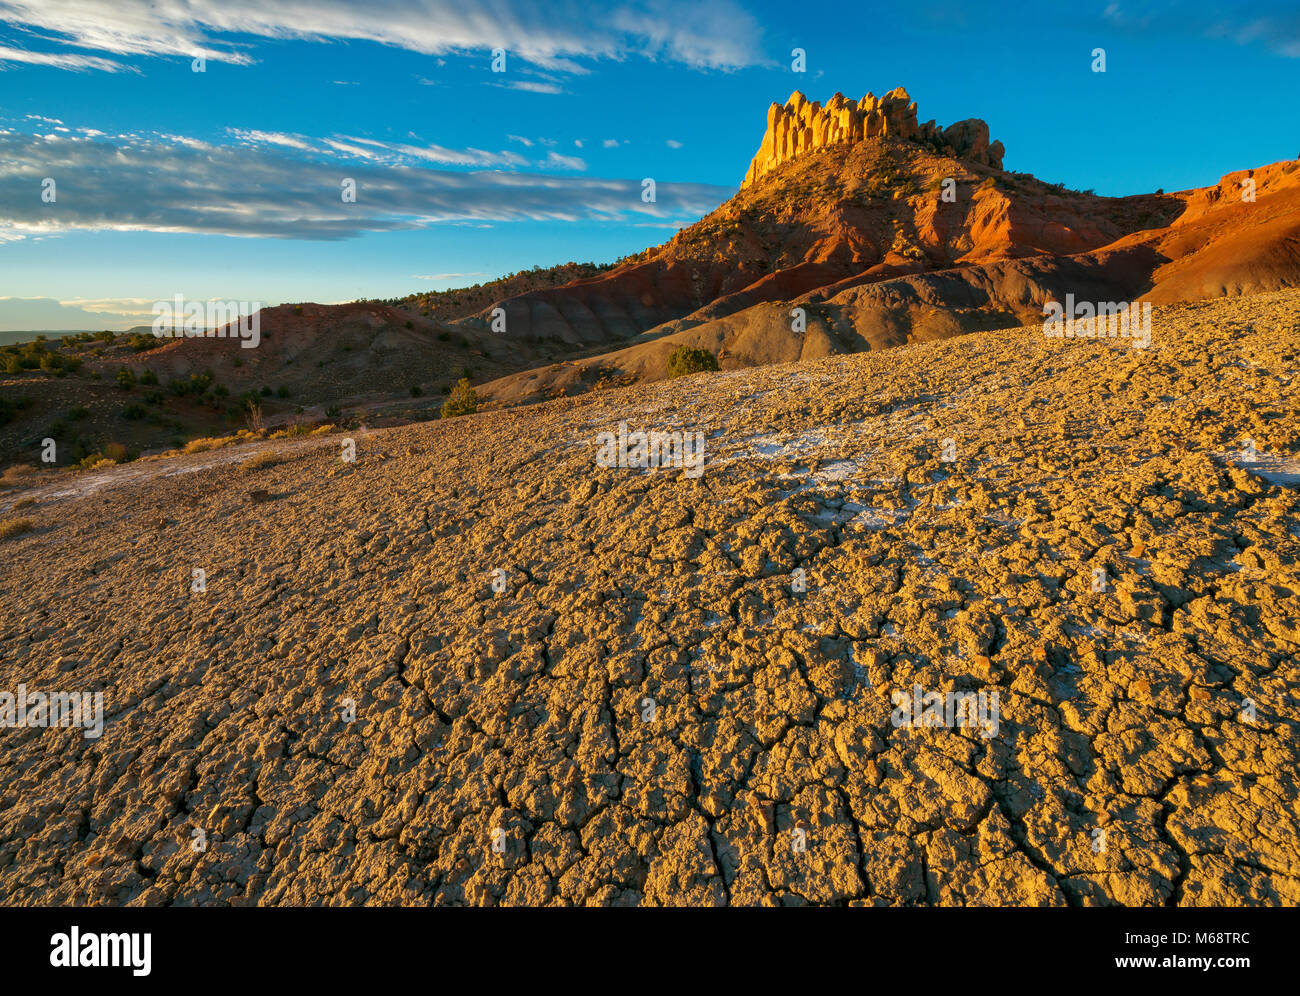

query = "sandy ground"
[1,290,1298,906]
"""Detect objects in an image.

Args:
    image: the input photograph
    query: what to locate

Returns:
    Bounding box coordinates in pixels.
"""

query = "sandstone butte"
[742,87,1005,188]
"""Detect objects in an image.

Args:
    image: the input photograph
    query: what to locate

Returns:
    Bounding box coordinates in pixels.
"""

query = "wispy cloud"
[492,79,565,95]
[0,43,130,72]
[544,151,587,171]
[228,129,315,151]
[0,127,733,241]
[0,0,764,71]
[56,296,159,317]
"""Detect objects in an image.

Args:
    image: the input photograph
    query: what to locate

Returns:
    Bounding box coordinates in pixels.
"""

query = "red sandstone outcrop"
[742,88,1005,187]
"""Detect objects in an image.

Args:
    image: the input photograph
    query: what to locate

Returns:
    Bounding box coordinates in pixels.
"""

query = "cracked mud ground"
[2,290,1299,907]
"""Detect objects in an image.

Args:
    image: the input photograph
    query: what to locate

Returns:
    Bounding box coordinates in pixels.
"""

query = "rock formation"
[742,87,1005,187]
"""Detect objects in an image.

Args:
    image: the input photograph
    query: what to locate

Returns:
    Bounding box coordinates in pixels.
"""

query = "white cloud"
[338,136,528,168]
[57,296,159,317]
[545,151,587,171]
[0,0,764,71]
[493,80,565,95]
[602,139,620,148]
[0,43,130,72]
[0,128,732,240]
[228,128,315,151]
[666,139,683,148]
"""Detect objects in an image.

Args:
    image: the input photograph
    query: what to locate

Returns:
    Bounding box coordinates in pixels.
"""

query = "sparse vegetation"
[0,396,33,426]
[667,346,720,379]
[386,261,617,323]
[0,464,36,488]
[0,517,34,540]
[440,378,478,418]
[242,449,284,471]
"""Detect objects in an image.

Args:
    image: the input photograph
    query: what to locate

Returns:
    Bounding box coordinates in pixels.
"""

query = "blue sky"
[1,0,1298,330]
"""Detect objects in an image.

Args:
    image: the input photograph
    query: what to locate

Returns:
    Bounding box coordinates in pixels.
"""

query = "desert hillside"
[0,290,1296,905]
[473,92,1300,405]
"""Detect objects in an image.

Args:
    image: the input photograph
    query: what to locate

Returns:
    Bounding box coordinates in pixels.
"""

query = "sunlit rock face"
[742,88,1005,188]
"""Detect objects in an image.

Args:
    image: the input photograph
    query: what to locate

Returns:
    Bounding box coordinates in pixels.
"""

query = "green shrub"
[116,368,136,390]
[167,371,213,397]
[666,346,720,379]
[276,385,290,398]
[440,378,478,418]
[121,403,146,420]
[140,368,158,385]
[410,385,423,397]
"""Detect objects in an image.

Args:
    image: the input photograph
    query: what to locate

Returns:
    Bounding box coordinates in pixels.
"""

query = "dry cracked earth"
[2,290,1299,906]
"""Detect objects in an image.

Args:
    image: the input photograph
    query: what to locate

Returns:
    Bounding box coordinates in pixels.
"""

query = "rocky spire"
[741,87,1005,188]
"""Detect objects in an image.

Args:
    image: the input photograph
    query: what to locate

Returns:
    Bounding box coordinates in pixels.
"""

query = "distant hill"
[383,261,620,323]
